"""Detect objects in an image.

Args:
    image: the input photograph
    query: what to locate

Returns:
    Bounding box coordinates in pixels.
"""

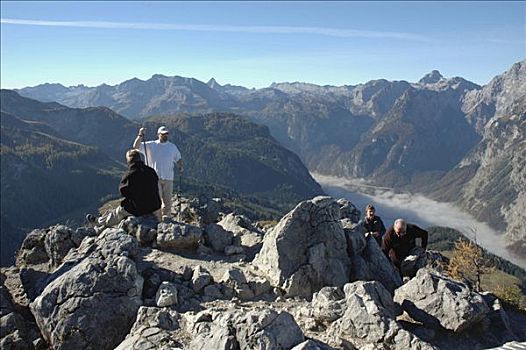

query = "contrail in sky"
[0,18,431,42]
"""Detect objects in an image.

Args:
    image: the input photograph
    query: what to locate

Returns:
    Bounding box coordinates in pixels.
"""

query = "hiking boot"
[85,214,96,227]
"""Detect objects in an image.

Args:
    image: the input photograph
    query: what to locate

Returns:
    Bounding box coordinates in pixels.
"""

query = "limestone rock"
[44,225,76,267]
[343,222,367,256]
[218,213,256,235]
[121,215,159,245]
[155,221,203,250]
[30,229,144,350]
[204,223,233,252]
[114,306,183,350]
[312,286,346,323]
[188,308,305,350]
[0,275,35,349]
[218,213,263,253]
[291,339,336,350]
[254,196,351,298]
[192,266,212,293]
[337,198,361,224]
[325,281,435,350]
[16,229,48,267]
[330,281,399,342]
[353,234,402,294]
[393,268,490,332]
[155,281,178,307]
[220,268,254,300]
[71,226,97,247]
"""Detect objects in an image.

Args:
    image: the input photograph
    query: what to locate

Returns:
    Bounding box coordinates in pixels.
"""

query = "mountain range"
[15,60,526,250]
[0,90,322,265]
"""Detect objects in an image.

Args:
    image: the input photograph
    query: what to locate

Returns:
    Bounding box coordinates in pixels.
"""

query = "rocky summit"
[1,195,524,350]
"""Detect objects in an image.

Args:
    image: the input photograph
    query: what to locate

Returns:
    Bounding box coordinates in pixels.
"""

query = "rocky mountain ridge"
[14,60,526,247]
[1,195,524,349]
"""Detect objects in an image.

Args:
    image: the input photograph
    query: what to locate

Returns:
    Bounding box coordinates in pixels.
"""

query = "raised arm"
[133,128,146,150]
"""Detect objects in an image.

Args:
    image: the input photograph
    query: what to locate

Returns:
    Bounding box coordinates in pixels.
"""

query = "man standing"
[87,149,161,228]
[362,204,386,245]
[382,218,428,277]
[133,126,183,221]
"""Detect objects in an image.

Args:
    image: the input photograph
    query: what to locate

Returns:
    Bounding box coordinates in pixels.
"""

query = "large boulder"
[315,281,436,350]
[253,196,351,298]
[15,229,48,267]
[188,308,305,350]
[155,221,203,250]
[351,228,402,294]
[328,281,399,343]
[393,268,490,333]
[30,229,144,350]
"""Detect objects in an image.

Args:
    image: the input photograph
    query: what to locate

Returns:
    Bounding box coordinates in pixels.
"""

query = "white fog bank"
[313,173,526,269]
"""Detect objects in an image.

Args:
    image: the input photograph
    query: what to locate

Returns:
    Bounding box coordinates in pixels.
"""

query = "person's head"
[365,204,376,219]
[393,218,407,236]
[157,126,169,143]
[126,149,142,164]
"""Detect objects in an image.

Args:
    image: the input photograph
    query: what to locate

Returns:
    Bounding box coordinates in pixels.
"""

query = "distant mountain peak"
[419,70,444,84]
[207,78,221,88]
[150,74,169,80]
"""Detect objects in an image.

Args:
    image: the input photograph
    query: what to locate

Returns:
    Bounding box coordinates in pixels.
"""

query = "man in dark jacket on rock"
[88,149,161,228]
[362,204,386,245]
[382,218,428,277]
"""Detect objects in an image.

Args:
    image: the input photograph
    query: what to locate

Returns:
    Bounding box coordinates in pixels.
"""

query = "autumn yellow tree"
[447,239,493,292]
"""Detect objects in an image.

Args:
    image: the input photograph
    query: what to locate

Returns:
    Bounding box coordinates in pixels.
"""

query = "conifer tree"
[447,234,493,292]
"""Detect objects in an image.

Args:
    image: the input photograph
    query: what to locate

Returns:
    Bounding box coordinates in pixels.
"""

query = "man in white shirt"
[133,126,183,221]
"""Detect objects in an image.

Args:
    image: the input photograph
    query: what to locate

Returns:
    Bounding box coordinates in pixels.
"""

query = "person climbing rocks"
[133,126,183,221]
[382,218,428,278]
[362,204,386,246]
[86,149,161,229]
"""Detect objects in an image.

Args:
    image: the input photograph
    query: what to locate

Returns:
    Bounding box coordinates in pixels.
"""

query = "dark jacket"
[119,160,161,216]
[363,215,386,236]
[381,224,428,264]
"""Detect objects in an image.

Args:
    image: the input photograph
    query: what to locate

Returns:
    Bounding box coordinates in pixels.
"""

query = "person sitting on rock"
[362,204,386,245]
[87,149,161,229]
[381,218,428,277]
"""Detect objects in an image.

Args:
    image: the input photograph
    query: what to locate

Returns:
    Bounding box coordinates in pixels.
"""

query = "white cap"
[157,126,169,134]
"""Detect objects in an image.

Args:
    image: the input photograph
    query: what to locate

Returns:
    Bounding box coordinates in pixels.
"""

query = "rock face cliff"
[1,195,524,349]
[16,61,526,245]
[429,61,526,246]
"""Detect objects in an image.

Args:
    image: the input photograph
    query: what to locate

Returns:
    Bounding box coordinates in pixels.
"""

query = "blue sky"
[1,1,524,89]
